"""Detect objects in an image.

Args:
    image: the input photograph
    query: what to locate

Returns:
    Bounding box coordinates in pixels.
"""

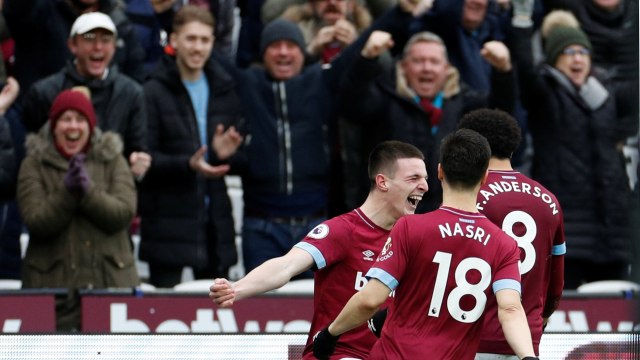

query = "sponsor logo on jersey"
[376,237,394,261]
[377,251,394,262]
[380,237,392,256]
[306,224,329,239]
[354,271,368,290]
[362,250,375,261]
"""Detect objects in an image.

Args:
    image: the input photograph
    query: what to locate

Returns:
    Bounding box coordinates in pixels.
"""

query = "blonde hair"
[402,31,449,62]
[70,86,92,100]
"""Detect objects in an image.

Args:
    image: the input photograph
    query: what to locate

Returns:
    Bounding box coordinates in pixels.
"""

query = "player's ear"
[437,163,444,181]
[480,169,489,185]
[376,174,388,191]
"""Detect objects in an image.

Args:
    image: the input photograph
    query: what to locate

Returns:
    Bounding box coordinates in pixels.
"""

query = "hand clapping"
[63,153,91,195]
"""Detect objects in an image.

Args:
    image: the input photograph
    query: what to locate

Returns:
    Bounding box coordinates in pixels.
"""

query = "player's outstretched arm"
[210,248,314,307]
[331,278,390,334]
[314,279,390,352]
[496,289,538,359]
[314,279,390,359]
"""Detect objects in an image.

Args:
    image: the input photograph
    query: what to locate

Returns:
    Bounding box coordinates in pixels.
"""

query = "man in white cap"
[21,12,151,180]
[4,0,146,96]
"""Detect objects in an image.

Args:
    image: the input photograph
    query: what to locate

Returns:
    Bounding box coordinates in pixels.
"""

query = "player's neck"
[359,197,396,230]
[441,187,480,213]
[488,158,513,171]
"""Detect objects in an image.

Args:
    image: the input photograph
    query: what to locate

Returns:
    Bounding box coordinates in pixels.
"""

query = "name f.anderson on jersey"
[477,177,559,215]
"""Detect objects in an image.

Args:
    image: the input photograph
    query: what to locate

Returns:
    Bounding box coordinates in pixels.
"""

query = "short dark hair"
[458,108,521,159]
[440,129,490,189]
[368,141,425,189]
[173,5,215,33]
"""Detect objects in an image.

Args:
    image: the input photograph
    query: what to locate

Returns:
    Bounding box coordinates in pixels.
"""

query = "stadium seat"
[0,279,22,289]
[138,282,157,292]
[269,279,314,295]
[173,279,213,293]
[576,280,640,294]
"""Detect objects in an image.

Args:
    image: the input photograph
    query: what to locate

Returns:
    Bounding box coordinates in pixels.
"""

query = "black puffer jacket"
[0,116,15,201]
[4,0,145,97]
[218,6,416,217]
[21,63,147,158]
[513,25,638,262]
[138,55,242,274]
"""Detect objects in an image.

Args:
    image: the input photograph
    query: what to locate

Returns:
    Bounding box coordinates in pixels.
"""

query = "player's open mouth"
[407,195,422,207]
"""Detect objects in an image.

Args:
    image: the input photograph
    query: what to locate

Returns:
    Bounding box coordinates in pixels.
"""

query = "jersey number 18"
[429,251,491,324]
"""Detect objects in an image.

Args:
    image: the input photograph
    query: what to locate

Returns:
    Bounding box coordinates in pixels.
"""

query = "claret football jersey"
[365,207,521,360]
[295,208,392,359]
[477,170,565,354]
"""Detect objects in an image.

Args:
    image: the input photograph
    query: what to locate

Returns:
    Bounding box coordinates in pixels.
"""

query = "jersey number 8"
[502,210,537,274]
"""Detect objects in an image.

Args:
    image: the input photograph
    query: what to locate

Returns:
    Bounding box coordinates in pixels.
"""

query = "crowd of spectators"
[0,0,637,329]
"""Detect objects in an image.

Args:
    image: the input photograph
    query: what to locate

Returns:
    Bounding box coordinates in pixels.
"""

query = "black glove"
[367,307,388,338]
[312,327,340,360]
[522,357,539,360]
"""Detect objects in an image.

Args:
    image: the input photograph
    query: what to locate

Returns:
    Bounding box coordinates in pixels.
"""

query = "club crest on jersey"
[307,224,329,239]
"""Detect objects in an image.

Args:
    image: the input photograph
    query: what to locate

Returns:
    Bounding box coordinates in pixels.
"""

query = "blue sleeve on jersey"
[294,242,327,269]
[366,267,399,291]
[552,243,566,255]
[492,279,521,294]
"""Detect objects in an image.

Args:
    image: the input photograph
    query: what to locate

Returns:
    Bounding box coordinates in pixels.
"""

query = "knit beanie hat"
[259,19,306,56]
[542,11,592,65]
[49,89,97,134]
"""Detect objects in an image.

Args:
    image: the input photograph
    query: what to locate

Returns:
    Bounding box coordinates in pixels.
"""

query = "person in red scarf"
[16,88,139,331]
[339,29,515,213]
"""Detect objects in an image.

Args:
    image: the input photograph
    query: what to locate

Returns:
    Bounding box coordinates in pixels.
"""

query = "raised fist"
[361,31,394,59]
[481,41,512,72]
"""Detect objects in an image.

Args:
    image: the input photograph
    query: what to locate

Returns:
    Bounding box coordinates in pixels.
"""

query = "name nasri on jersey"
[438,220,491,246]
[476,179,559,215]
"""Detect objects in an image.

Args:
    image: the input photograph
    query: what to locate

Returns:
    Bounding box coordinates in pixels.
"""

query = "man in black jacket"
[339,29,515,212]
[21,12,151,180]
[0,77,20,281]
[4,0,146,97]
[215,0,429,278]
[139,5,244,287]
